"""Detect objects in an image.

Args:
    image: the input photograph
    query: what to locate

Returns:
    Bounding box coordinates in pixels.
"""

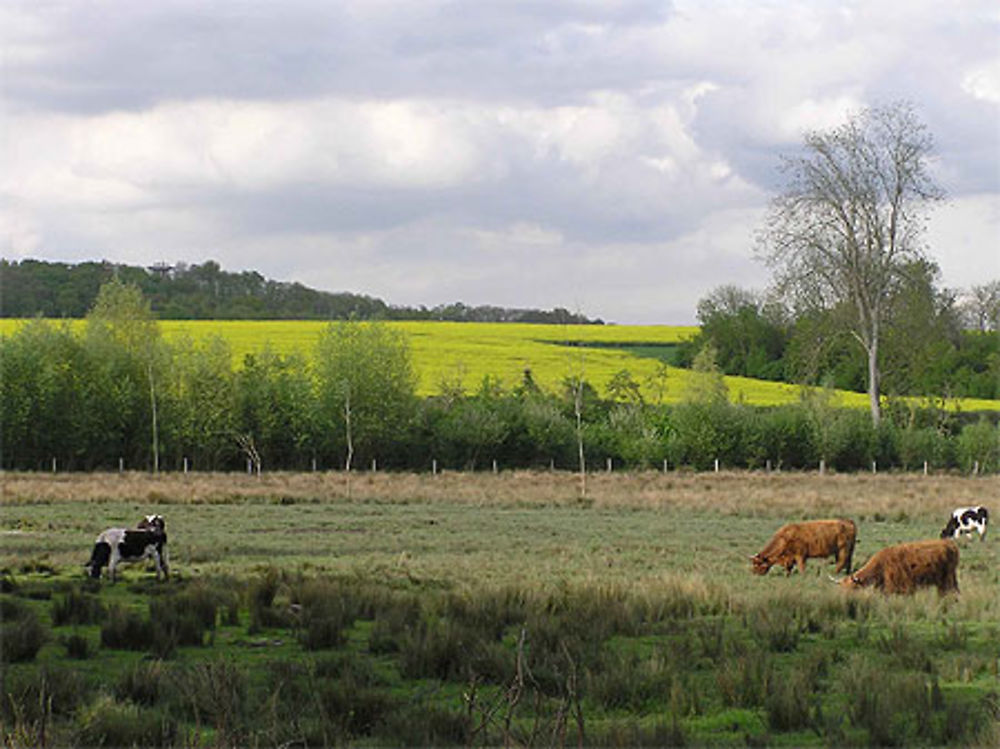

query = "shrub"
[765,666,815,731]
[717,650,772,708]
[170,659,249,745]
[115,660,168,707]
[897,426,951,470]
[62,632,92,659]
[101,605,154,651]
[956,418,999,473]
[75,695,177,748]
[0,597,47,662]
[51,587,106,626]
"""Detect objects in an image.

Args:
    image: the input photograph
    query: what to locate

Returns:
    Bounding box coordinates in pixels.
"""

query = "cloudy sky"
[2,0,998,323]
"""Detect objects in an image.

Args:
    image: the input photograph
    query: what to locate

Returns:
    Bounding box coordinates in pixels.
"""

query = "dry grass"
[3,468,995,520]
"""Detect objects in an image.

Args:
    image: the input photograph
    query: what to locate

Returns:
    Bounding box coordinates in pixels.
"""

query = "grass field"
[2,470,999,746]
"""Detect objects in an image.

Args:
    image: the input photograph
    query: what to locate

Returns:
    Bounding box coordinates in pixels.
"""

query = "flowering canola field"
[6,318,997,410]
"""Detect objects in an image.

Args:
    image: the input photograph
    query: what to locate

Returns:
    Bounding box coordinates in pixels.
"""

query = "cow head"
[940,516,959,539]
[837,573,863,589]
[749,553,771,575]
[138,515,165,534]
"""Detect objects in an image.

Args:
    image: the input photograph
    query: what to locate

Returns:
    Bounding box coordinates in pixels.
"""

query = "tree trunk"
[867,339,880,426]
[147,362,159,474]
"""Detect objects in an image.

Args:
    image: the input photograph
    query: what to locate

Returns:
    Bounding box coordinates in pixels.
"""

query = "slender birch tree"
[757,102,943,424]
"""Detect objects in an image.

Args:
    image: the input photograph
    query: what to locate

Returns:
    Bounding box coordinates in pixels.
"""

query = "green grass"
[2,471,999,746]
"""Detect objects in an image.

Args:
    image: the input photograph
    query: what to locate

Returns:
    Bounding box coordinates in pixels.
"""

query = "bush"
[75,695,177,748]
[51,587,106,626]
[101,605,154,651]
[62,632,92,659]
[0,597,47,662]
[897,426,952,470]
[957,418,999,473]
[115,660,168,707]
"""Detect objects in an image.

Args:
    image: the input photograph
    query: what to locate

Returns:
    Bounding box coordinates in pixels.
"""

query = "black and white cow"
[86,514,169,581]
[940,506,989,542]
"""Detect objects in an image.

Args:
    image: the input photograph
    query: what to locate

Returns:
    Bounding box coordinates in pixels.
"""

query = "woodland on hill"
[0,259,599,325]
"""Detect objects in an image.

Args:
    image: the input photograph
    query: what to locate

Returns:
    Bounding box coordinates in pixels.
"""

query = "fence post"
[119,457,124,473]
[312,457,317,472]
[372,458,377,473]
[872,460,877,474]
[973,461,980,476]
[432,459,438,476]
[766,459,771,473]
[714,458,720,473]
[52,457,57,473]
[247,458,252,475]
[663,459,668,473]
[923,460,928,476]
[819,459,826,475]
[183,457,189,474]
[492,459,498,474]
[606,457,612,473]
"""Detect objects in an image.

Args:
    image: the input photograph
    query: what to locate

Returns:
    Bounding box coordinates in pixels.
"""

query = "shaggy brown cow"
[750,519,856,576]
[838,539,959,595]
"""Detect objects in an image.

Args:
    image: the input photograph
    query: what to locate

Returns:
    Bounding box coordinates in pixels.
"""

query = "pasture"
[2,470,999,746]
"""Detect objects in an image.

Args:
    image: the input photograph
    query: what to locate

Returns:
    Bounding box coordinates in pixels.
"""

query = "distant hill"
[0,259,602,324]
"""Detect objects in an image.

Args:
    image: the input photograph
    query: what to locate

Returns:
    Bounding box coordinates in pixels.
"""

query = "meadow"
[2,470,999,746]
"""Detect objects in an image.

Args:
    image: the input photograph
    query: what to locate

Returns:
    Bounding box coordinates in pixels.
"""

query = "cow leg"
[796,556,806,574]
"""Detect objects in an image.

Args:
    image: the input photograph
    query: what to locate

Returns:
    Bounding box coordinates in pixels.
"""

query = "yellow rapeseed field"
[3,318,997,410]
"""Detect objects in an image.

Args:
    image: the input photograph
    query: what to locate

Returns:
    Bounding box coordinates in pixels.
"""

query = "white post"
[312,457,317,472]
[432,459,438,475]
[923,460,928,476]
[973,461,980,476]
[492,459,498,474]
[872,460,877,474]
[119,457,124,473]
[183,457,189,474]
[550,458,555,471]
[819,459,826,475]
[52,457,57,473]
[372,458,377,473]
[714,458,720,473]
[606,457,612,473]
[663,459,668,473]
[247,458,252,475]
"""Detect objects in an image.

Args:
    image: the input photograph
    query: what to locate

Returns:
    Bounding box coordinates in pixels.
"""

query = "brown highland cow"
[838,539,959,595]
[750,518,857,576]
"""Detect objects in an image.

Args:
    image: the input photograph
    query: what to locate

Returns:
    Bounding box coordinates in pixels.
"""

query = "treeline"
[675,268,1000,400]
[3,281,997,475]
[0,259,600,324]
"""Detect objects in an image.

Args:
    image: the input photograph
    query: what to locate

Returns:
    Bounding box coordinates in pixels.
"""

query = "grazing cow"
[940,506,989,541]
[86,514,169,582]
[838,539,959,595]
[750,518,857,576]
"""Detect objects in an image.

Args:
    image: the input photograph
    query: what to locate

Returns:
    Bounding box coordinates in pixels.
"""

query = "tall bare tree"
[757,102,944,424]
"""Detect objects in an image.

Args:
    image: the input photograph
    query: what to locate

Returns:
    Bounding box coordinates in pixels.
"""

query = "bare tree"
[961,281,1000,332]
[757,102,943,424]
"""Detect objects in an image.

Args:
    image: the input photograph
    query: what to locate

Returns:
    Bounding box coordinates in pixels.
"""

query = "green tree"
[234,349,315,470]
[314,321,417,469]
[161,335,235,470]
[758,102,944,425]
[86,278,167,470]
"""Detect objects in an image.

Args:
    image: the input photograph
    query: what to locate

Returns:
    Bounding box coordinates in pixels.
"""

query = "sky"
[2,0,998,324]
